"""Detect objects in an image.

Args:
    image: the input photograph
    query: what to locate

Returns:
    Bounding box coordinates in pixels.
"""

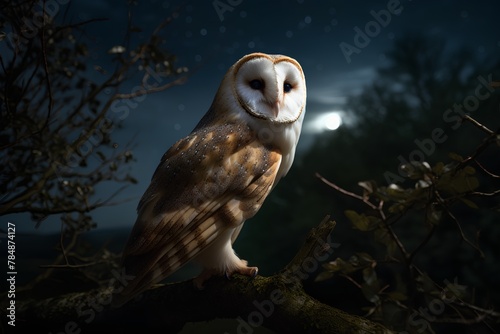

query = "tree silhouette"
[0,1,186,237]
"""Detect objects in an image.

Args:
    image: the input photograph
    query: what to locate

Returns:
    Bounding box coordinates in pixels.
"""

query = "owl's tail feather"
[111,226,220,308]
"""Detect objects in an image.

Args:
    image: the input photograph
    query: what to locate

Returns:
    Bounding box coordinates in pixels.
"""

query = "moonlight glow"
[324,112,342,130]
[307,111,344,133]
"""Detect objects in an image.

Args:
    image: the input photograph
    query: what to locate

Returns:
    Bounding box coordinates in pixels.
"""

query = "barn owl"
[112,52,306,307]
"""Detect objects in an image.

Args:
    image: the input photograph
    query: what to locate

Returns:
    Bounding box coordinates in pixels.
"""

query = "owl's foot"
[194,258,259,289]
[225,266,259,280]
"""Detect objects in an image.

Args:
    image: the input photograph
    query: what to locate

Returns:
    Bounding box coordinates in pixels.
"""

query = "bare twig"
[435,191,485,258]
[5,200,112,215]
[340,274,363,289]
[384,222,409,260]
[316,173,378,210]
[462,115,494,135]
[470,189,500,197]
[474,159,500,179]
[113,75,188,100]
[453,300,500,318]
[53,18,109,33]
[458,134,497,167]
[39,261,105,269]
[60,220,70,265]
[408,224,436,265]
[377,199,387,221]
[431,314,488,325]
[39,0,53,133]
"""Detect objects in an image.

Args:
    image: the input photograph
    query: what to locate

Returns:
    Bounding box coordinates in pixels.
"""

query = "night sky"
[11,0,500,233]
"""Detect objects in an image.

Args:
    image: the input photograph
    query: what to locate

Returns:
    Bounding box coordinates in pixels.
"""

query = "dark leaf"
[448,152,463,161]
[345,210,371,231]
[459,197,478,209]
[315,271,334,282]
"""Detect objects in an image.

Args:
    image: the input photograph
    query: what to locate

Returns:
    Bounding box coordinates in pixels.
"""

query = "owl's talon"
[230,266,259,279]
[223,265,259,282]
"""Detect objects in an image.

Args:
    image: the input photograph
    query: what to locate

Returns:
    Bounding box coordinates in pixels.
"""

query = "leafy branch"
[315,114,500,332]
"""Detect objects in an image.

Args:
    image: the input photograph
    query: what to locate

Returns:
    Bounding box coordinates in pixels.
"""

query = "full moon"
[304,111,344,134]
[324,112,342,130]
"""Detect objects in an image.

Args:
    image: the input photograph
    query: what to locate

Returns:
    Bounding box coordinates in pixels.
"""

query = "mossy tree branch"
[8,218,393,333]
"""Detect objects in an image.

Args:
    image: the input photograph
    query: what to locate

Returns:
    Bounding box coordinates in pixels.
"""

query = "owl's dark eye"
[249,79,264,90]
[283,82,293,93]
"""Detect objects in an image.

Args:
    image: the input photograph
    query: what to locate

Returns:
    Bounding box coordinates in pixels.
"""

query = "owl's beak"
[267,100,281,118]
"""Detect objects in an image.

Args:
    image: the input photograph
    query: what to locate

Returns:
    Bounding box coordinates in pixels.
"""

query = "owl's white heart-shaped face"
[232,53,306,124]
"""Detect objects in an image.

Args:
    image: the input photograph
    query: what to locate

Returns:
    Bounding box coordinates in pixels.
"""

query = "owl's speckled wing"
[114,121,281,305]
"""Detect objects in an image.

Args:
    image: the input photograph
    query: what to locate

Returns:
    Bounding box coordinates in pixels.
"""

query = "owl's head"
[229,53,306,124]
